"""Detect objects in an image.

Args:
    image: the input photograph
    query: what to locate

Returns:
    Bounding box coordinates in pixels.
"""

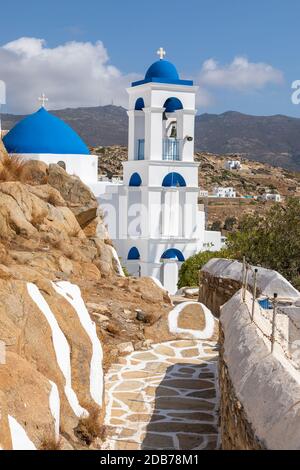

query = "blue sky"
[1,0,300,116]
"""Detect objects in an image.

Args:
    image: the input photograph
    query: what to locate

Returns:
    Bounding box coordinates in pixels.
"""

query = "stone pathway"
[104,339,220,450]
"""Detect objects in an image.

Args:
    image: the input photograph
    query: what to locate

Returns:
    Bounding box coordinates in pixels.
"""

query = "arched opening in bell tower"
[162,97,183,161]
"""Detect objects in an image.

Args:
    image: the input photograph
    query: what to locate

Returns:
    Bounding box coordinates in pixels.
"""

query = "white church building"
[2,49,222,294]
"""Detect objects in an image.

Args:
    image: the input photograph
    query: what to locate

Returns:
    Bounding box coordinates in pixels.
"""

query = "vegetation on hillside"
[178,249,230,288]
[179,198,300,289]
[226,198,300,287]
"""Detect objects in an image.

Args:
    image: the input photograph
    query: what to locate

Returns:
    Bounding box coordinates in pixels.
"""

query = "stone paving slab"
[104,340,220,450]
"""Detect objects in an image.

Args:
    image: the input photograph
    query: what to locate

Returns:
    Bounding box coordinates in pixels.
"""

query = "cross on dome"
[38,93,48,108]
[157,47,166,60]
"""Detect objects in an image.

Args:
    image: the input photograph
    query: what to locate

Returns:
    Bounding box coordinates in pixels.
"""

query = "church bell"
[170,125,177,138]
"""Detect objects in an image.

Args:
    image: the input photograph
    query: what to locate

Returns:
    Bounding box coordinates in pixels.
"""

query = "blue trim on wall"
[128,247,140,260]
[129,172,142,186]
[132,77,193,87]
[162,172,186,187]
[161,248,185,262]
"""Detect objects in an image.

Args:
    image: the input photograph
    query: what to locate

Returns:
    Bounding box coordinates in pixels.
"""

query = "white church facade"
[2,49,222,294]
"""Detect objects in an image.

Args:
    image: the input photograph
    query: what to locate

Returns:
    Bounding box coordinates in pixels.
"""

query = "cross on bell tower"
[156,47,166,60]
[38,93,48,108]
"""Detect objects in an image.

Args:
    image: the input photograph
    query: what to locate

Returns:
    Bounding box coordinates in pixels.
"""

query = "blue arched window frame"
[162,172,186,187]
[127,247,141,260]
[163,97,183,113]
[161,248,185,262]
[129,172,142,186]
[134,98,145,110]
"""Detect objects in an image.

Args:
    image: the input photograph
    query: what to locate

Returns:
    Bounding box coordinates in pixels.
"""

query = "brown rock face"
[0,158,172,450]
[20,160,48,185]
[47,163,97,219]
[0,181,83,240]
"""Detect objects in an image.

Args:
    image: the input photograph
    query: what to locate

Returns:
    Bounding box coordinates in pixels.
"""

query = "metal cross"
[157,47,166,60]
[38,93,48,108]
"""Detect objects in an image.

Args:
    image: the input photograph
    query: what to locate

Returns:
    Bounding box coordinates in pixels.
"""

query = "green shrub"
[226,198,300,284]
[178,249,230,288]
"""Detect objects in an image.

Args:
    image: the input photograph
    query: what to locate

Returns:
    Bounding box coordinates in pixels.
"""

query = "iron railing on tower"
[137,138,181,161]
[162,138,180,161]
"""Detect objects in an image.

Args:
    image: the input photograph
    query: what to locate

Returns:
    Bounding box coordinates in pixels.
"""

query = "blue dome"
[3,107,90,155]
[131,57,193,87]
[145,60,179,81]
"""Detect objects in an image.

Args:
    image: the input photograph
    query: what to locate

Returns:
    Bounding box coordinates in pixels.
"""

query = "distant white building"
[224,160,241,170]
[199,189,208,197]
[262,193,281,202]
[213,187,236,198]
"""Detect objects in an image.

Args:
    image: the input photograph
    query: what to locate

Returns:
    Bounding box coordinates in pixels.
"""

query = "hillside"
[3,107,300,170]
[94,145,300,195]
[196,152,300,197]
[94,145,300,231]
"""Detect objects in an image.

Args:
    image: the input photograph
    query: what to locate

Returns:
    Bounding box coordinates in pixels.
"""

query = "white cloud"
[0,39,284,114]
[195,87,214,108]
[0,37,140,113]
[198,56,283,91]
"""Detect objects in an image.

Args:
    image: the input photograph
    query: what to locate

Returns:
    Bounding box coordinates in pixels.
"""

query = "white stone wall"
[221,290,300,449]
[19,153,98,185]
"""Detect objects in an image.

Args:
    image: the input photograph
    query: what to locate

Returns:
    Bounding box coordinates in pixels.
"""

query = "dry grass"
[75,404,106,446]
[39,435,61,451]
[0,154,27,182]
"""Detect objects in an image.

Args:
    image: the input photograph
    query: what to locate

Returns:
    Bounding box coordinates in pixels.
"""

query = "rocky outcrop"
[0,159,172,450]
[47,164,98,225]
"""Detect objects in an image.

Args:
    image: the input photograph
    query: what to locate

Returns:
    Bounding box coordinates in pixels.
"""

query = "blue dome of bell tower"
[131,48,193,87]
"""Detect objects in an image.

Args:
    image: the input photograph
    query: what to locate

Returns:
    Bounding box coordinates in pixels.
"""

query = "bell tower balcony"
[137,138,181,161]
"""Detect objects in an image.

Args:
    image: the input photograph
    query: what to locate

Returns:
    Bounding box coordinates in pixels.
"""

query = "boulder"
[117,342,135,354]
[47,164,98,223]
[0,181,85,241]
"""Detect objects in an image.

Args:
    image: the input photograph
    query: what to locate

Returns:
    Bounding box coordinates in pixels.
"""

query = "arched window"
[161,248,185,262]
[162,172,186,187]
[129,172,142,187]
[128,247,140,260]
[163,97,183,113]
[134,98,145,110]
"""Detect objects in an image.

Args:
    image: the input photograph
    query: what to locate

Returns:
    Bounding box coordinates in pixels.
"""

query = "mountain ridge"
[3,105,300,170]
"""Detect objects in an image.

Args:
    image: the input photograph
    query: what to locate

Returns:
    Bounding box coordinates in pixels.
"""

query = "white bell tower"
[112,50,204,293]
[126,48,197,166]
[105,50,221,294]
